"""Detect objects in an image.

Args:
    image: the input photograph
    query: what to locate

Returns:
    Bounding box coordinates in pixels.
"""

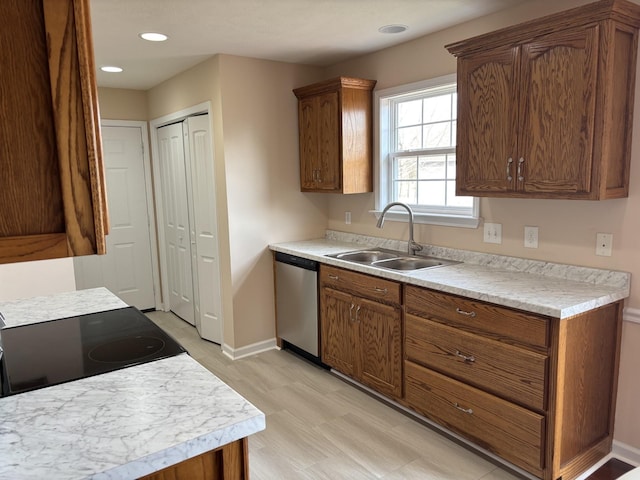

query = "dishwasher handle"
[275,252,319,271]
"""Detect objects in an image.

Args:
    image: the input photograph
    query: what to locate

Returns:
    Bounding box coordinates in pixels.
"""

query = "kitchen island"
[0,288,265,480]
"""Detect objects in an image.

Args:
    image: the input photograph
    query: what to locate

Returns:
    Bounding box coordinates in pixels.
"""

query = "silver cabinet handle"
[453,402,474,415]
[455,350,476,363]
[374,287,388,294]
[517,157,524,181]
[328,274,339,280]
[355,304,361,323]
[506,157,513,181]
[455,308,476,318]
[349,303,355,322]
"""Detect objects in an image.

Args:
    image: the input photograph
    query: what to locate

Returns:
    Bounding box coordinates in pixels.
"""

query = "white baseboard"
[624,307,640,325]
[613,440,640,467]
[221,338,277,360]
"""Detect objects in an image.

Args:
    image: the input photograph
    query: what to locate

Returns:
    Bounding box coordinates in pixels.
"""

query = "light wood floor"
[147,310,525,480]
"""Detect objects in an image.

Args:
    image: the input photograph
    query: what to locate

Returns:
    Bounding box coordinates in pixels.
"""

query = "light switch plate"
[483,223,502,244]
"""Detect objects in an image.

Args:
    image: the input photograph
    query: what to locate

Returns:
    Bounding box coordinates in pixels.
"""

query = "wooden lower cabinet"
[138,438,249,480]
[320,265,403,399]
[403,284,623,480]
[405,362,545,475]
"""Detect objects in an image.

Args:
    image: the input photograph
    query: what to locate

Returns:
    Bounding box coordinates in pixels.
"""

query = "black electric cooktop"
[0,307,186,397]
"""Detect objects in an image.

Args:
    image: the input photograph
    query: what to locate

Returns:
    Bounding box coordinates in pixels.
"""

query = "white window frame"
[373,74,480,228]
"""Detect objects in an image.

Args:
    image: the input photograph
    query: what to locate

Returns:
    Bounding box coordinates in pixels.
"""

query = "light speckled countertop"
[270,231,631,318]
[0,288,265,480]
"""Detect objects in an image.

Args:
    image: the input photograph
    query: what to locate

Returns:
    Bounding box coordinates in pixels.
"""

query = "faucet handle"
[409,241,423,254]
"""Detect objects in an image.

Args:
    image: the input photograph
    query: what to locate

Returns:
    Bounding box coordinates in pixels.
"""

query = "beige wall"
[145,55,326,349]
[98,88,148,120]
[217,55,327,347]
[324,0,640,451]
[0,258,76,302]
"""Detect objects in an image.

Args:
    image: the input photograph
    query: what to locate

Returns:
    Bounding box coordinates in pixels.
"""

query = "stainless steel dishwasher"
[275,252,324,366]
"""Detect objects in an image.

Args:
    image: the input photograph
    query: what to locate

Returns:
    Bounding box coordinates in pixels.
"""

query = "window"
[375,75,479,228]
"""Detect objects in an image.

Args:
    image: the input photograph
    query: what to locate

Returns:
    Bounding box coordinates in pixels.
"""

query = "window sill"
[370,210,480,229]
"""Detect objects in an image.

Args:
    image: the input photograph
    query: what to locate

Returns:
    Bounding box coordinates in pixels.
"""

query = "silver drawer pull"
[355,305,361,323]
[455,350,476,363]
[506,157,513,181]
[374,287,388,294]
[453,403,474,415]
[349,303,355,322]
[328,274,339,280]
[455,308,476,317]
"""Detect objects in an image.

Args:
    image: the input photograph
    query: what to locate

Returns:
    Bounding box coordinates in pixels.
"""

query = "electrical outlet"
[524,226,539,248]
[483,223,502,244]
[596,233,613,256]
[345,211,351,225]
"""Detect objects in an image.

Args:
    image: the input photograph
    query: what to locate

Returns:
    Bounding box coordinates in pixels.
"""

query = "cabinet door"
[518,27,598,196]
[298,97,320,190]
[0,0,106,264]
[316,91,340,190]
[358,297,403,399]
[456,46,520,195]
[321,287,358,377]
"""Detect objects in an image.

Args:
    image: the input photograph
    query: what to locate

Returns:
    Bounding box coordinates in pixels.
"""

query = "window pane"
[397,99,422,127]
[381,76,477,223]
[446,181,474,207]
[395,180,417,204]
[447,154,456,179]
[419,155,446,179]
[397,125,421,150]
[418,180,445,206]
[452,93,457,120]
[423,122,452,148]
[396,156,417,180]
[423,94,452,123]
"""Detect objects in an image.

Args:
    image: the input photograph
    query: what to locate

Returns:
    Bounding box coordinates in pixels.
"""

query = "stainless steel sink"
[372,256,449,270]
[335,250,398,263]
[327,248,459,271]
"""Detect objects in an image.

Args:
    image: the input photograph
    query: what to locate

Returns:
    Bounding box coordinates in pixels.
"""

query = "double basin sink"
[326,248,459,272]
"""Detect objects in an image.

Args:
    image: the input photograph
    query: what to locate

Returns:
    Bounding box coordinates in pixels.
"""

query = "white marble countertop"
[0,288,266,480]
[270,233,631,319]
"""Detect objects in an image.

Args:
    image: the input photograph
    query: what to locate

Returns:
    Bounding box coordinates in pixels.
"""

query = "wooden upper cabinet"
[0,0,107,264]
[293,77,376,194]
[447,0,640,200]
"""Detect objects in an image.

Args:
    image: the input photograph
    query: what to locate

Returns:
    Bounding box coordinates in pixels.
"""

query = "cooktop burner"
[0,307,186,397]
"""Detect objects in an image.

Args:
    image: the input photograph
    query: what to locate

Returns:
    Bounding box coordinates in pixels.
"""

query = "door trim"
[149,102,224,344]
[100,119,161,310]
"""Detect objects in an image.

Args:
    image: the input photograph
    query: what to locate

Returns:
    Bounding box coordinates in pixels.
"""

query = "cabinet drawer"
[406,314,547,411]
[405,285,549,348]
[320,265,401,305]
[405,361,544,475]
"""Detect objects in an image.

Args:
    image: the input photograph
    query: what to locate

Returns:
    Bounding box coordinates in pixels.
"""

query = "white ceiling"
[91,0,527,91]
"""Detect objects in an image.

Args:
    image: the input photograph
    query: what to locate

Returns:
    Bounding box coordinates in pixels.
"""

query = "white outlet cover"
[524,226,538,248]
[596,233,613,256]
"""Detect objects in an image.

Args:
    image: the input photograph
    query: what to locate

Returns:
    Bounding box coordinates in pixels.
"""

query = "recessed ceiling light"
[100,65,123,73]
[139,32,168,42]
[378,24,408,34]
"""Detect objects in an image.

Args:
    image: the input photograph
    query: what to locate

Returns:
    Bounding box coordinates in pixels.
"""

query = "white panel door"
[185,115,222,343]
[74,125,155,309]
[157,123,195,325]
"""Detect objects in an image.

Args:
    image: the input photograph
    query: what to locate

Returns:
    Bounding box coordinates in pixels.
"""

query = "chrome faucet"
[376,202,423,256]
